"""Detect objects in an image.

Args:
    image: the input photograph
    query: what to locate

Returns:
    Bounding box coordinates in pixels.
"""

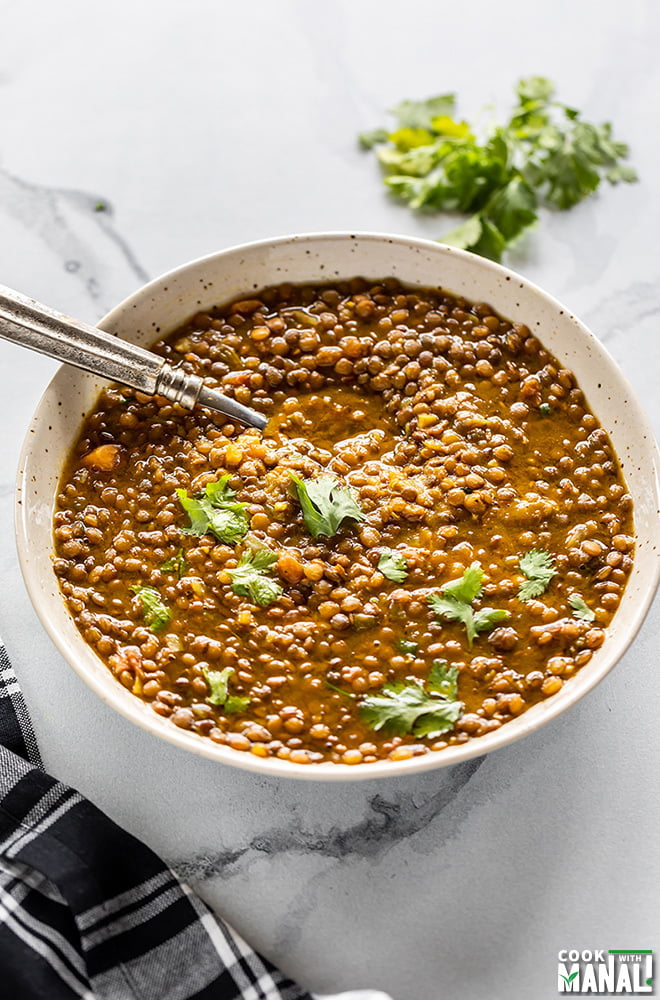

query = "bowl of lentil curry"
[17,233,660,779]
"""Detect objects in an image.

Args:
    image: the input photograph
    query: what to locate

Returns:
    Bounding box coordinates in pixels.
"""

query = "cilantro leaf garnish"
[378,548,409,582]
[397,638,419,656]
[130,586,171,632]
[161,548,187,577]
[202,666,249,714]
[359,76,636,261]
[428,561,509,646]
[568,593,596,622]
[412,699,464,739]
[518,549,556,601]
[227,548,283,607]
[176,474,249,545]
[428,593,478,644]
[441,561,484,603]
[473,607,511,634]
[289,473,364,538]
[361,677,463,739]
[204,666,232,705]
[427,660,459,699]
[327,658,463,740]
[224,696,250,714]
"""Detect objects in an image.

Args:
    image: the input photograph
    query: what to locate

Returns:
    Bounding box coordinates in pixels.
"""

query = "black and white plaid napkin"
[0,641,389,1000]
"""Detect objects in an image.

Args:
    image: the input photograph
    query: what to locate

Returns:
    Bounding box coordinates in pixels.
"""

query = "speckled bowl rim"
[15,232,660,781]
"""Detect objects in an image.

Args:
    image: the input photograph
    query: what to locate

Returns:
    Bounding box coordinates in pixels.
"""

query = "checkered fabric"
[0,639,314,999]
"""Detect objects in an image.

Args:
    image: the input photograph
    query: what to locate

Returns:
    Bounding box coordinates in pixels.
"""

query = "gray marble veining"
[0,2,658,998]
[172,757,485,883]
[0,166,149,314]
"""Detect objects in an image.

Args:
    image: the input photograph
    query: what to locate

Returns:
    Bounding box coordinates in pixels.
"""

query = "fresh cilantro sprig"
[130,586,171,632]
[176,474,249,545]
[228,548,283,607]
[203,666,249,714]
[569,593,596,622]
[360,660,463,739]
[518,548,556,601]
[397,638,419,656]
[289,472,364,538]
[359,76,637,261]
[161,548,188,577]
[427,561,509,647]
[326,661,463,739]
[378,548,409,582]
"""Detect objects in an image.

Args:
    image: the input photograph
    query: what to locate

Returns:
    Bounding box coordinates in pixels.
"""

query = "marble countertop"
[1,2,658,997]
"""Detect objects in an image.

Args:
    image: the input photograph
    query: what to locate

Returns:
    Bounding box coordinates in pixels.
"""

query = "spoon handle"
[0,283,168,390]
[0,284,266,428]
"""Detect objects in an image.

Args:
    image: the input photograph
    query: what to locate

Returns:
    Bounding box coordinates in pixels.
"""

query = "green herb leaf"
[606,163,638,184]
[203,666,250,713]
[130,586,171,632]
[204,476,238,503]
[516,76,555,104]
[427,660,459,700]
[175,492,209,535]
[480,175,538,249]
[388,126,435,151]
[358,128,389,150]
[224,695,250,714]
[442,562,484,603]
[161,548,187,577]
[431,115,472,139]
[472,607,511,633]
[412,700,464,739]
[428,593,478,645]
[391,94,456,130]
[568,593,596,622]
[249,548,279,571]
[176,474,249,545]
[360,77,636,261]
[442,214,484,251]
[396,638,419,656]
[539,402,552,416]
[360,681,463,739]
[204,665,232,705]
[227,548,282,607]
[518,549,556,601]
[378,548,409,582]
[205,506,250,544]
[289,473,364,538]
[330,660,463,741]
[466,217,509,263]
[428,562,509,646]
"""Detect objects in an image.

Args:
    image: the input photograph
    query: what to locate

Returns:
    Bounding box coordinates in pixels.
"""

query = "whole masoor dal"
[53,278,634,765]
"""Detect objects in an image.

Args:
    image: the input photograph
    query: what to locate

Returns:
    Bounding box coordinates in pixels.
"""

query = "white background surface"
[0,2,658,997]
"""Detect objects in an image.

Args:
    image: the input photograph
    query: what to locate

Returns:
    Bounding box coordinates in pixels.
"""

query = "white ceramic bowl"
[16,233,660,780]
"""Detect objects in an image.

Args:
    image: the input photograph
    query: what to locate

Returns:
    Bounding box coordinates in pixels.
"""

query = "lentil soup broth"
[53,279,634,766]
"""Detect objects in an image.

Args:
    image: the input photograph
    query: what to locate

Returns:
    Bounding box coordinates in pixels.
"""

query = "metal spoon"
[0,284,267,429]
